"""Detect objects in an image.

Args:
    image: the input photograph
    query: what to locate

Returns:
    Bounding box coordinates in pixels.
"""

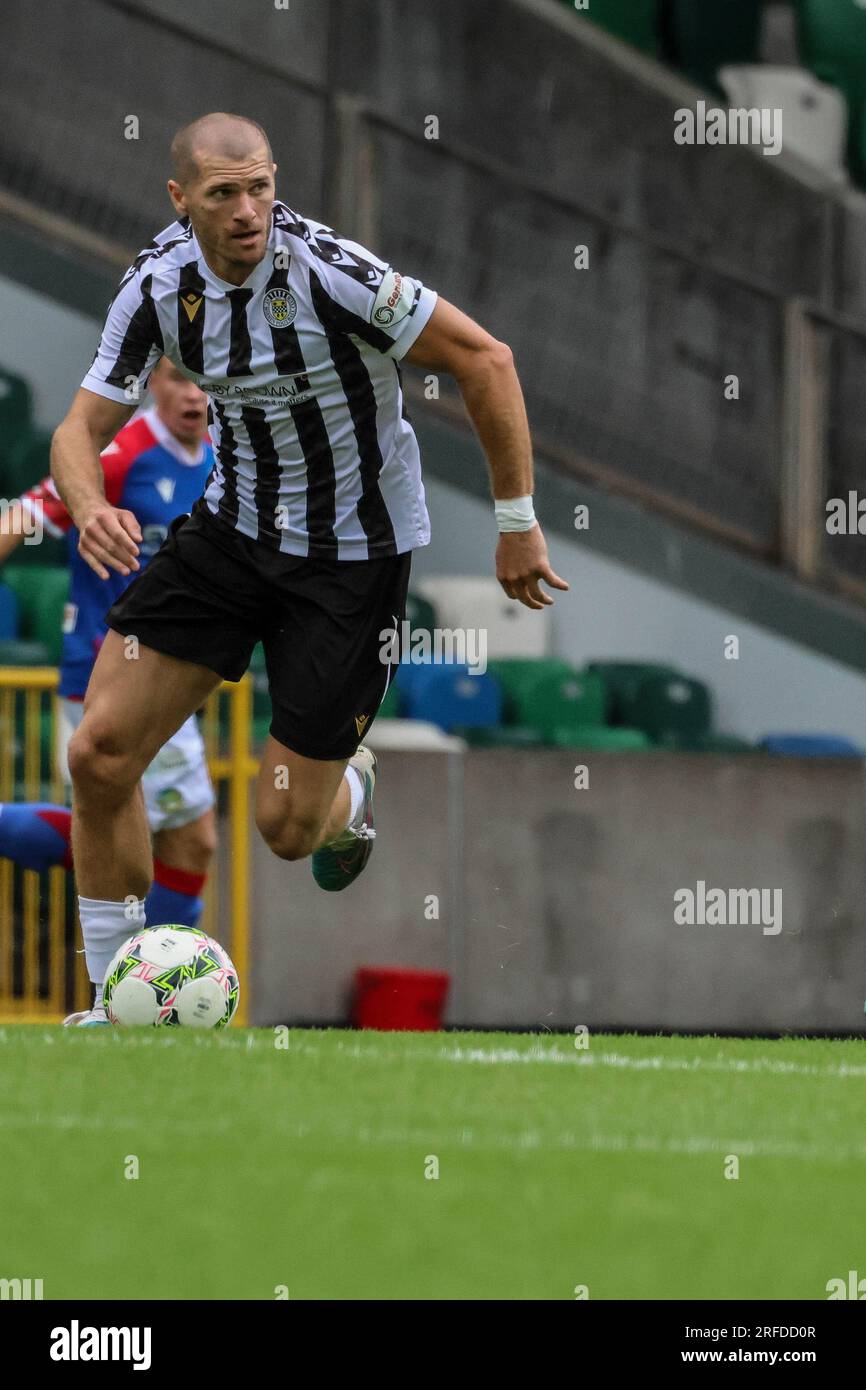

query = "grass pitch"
[2,1025,864,1300]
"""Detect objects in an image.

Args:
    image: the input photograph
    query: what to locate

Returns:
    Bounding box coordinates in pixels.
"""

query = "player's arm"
[0,478,70,564]
[0,528,23,561]
[404,297,568,610]
[50,388,141,580]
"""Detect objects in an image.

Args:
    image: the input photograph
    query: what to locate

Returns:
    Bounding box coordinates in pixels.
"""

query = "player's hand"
[496,524,569,610]
[77,504,142,580]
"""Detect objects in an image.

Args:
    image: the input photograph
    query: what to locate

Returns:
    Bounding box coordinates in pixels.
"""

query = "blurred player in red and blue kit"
[0,359,216,1022]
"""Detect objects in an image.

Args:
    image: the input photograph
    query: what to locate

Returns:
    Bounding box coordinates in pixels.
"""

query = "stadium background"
[1,0,866,1033]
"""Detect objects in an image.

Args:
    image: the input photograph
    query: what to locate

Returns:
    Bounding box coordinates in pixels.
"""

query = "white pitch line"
[8,1028,866,1081]
[329,1040,866,1082]
[0,1109,861,1164]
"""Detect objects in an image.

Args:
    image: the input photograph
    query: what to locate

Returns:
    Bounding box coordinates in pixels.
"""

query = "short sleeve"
[301,221,438,360]
[20,477,73,538]
[81,269,164,405]
[366,268,438,359]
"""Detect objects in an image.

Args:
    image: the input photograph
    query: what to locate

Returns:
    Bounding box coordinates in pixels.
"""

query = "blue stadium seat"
[0,582,20,640]
[760,733,862,757]
[401,663,503,733]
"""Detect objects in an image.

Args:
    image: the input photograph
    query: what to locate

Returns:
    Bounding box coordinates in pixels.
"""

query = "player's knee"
[67,721,143,797]
[256,807,320,862]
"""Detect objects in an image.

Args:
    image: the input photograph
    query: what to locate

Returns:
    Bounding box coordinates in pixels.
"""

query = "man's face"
[149,360,208,447]
[168,147,276,277]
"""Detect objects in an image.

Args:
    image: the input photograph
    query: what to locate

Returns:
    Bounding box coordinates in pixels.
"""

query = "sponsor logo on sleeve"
[371,270,414,328]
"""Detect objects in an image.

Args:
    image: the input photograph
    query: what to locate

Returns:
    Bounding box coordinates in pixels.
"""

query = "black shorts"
[106,502,412,760]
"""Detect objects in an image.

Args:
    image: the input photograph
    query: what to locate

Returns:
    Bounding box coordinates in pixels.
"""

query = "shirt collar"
[144,407,207,467]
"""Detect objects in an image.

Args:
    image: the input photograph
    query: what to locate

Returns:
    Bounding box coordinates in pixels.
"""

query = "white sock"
[344,766,364,828]
[78,896,146,987]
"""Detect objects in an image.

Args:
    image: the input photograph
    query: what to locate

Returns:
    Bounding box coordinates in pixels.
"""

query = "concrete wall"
[248,752,456,1022]
[244,750,866,1033]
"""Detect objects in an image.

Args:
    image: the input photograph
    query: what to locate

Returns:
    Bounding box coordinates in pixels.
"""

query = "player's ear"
[167,179,187,215]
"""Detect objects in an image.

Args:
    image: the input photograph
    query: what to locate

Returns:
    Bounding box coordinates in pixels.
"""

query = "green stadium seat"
[0,427,66,566]
[513,667,608,740]
[376,679,402,719]
[548,725,651,750]
[661,0,762,95]
[3,565,69,663]
[571,0,659,56]
[404,591,437,640]
[796,0,866,180]
[629,673,713,747]
[797,0,866,76]
[0,366,33,445]
[487,657,580,723]
[0,638,53,666]
[3,429,52,501]
[586,661,681,724]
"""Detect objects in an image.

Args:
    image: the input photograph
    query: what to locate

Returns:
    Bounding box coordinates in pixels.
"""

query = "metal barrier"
[0,670,254,1024]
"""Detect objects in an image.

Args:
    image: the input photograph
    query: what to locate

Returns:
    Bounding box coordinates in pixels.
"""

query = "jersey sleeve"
[81,268,164,405]
[303,222,438,360]
[19,435,134,537]
[97,436,137,507]
[19,477,73,538]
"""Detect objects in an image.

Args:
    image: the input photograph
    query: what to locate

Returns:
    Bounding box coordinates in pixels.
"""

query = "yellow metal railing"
[0,670,255,1025]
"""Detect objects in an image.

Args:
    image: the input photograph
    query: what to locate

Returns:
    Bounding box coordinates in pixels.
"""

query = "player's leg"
[65,632,220,1023]
[69,631,220,896]
[0,707,217,928]
[254,550,409,889]
[149,809,217,929]
[0,696,81,872]
[254,738,350,859]
[0,803,73,870]
[142,711,218,928]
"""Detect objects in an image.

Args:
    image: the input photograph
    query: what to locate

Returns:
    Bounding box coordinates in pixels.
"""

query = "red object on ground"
[353,966,451,1031]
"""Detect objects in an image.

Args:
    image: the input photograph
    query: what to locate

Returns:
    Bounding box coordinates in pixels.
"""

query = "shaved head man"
[167,112,277,283]
[170,112,273,185]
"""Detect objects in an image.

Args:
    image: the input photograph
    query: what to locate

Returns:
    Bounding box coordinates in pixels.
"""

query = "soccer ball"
[103,925,240,1028]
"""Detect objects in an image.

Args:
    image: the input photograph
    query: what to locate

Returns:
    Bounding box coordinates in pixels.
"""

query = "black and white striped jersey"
[82,201,437,560]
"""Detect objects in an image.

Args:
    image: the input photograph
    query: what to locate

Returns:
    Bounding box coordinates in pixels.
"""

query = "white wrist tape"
[495,495,536,533]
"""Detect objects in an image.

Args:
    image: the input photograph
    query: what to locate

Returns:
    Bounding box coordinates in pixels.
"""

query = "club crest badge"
[262,288,298,329]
